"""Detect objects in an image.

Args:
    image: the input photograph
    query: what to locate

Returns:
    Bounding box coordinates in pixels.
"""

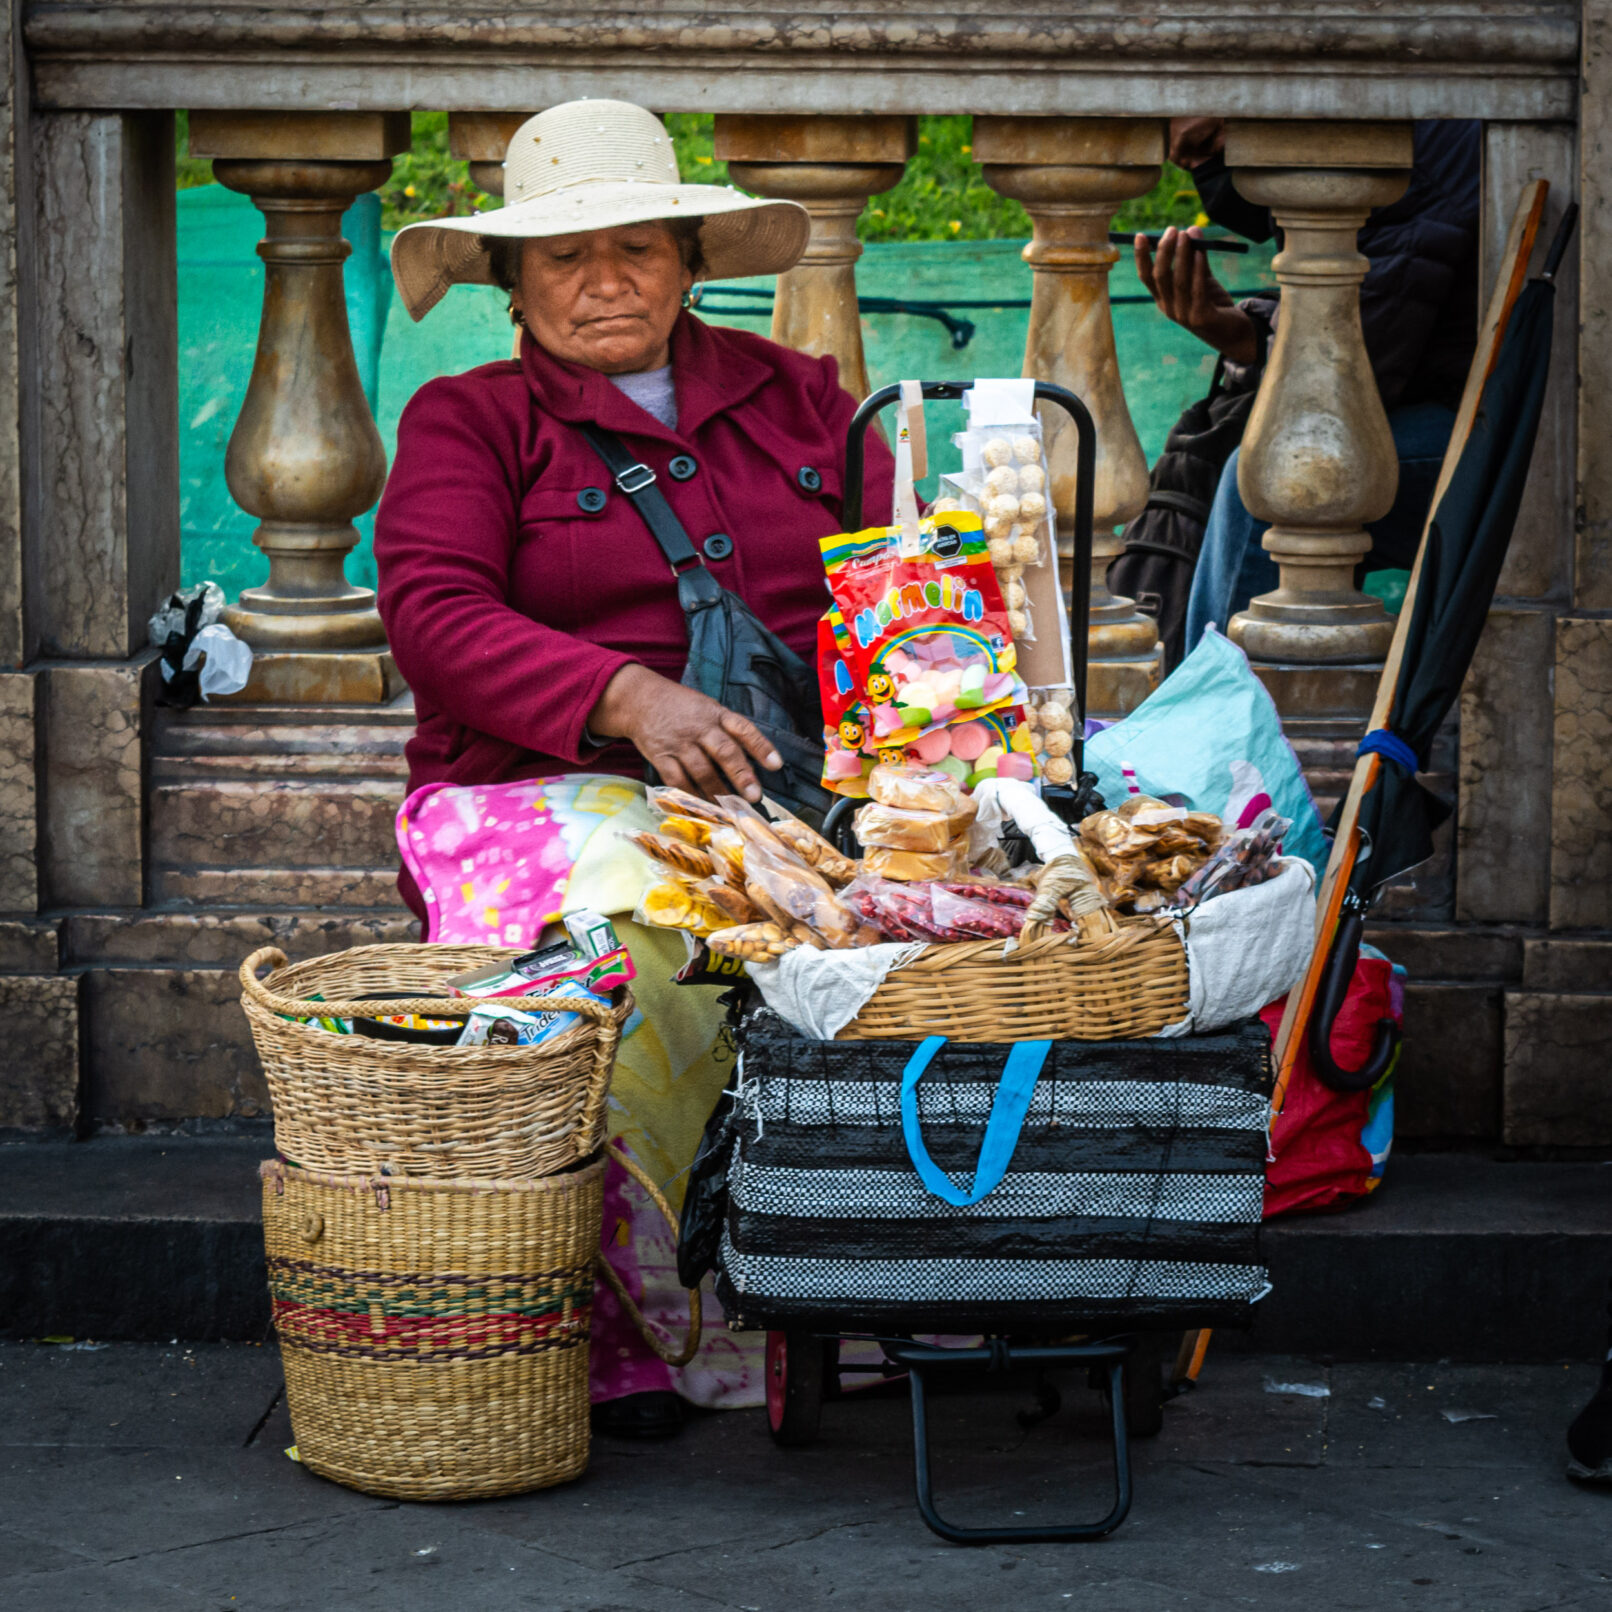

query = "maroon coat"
[375,312,896,796]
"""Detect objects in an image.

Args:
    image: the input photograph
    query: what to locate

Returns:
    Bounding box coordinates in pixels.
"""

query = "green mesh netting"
[179,186,1286,603]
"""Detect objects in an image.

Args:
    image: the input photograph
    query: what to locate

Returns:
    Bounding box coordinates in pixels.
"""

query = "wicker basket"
[838,914,1188,1043]
[239,945,631,1179]
[262,1155,603,1500]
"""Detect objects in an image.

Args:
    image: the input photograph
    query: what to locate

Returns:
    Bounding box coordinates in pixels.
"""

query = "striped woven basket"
[838,914,1189,1043]
[261,1148,700,1502]
[262,1155,602,1500]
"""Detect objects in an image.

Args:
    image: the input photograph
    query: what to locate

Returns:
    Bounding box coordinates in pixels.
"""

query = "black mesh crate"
[715,1009,1273,1336]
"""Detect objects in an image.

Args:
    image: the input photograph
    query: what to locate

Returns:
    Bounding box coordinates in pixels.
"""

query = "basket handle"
[237,944,620,1028]
[593,1140,703,1368]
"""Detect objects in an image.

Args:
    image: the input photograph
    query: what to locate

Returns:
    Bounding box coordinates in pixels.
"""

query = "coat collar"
[518,312,775,444]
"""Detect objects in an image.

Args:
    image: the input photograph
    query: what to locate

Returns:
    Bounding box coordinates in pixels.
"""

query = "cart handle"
[842,380,1097,775]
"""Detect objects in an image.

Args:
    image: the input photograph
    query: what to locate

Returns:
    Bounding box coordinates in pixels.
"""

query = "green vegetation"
[177,110,1208,244]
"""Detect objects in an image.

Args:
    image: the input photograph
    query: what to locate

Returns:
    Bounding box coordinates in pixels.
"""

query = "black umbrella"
[1303,201,1577,1091]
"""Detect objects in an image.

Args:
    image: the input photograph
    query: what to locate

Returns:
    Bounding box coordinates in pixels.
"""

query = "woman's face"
[514,222,694,375]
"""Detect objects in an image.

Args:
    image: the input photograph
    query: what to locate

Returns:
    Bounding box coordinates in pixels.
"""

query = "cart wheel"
[766,1330,826,1447]
[1121,1336,1168,1439]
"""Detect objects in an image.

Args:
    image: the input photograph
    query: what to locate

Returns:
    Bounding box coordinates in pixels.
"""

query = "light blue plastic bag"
[1084,628,1329,875]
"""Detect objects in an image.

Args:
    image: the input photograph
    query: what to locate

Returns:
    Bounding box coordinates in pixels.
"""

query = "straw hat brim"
[390,183,810,321]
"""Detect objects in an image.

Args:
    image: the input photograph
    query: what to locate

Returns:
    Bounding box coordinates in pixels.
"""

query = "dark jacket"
[375,312,894,797]
[1111,121,1480,666]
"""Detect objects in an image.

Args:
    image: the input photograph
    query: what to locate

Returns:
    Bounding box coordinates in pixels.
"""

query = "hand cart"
[701,381,1272,1545]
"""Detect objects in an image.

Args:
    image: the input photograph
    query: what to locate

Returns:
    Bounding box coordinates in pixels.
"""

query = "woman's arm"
[376,380,637,766]
[376,377,781,797]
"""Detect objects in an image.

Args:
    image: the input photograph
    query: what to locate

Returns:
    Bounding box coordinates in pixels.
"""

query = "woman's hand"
[589,663,782,803]
[1135,225,1258,365]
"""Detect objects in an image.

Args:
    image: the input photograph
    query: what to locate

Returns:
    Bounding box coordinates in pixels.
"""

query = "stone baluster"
[448,112,526,200]
[1223,121,1414,718]
[976,118,1164,717]
[713,115,914,403]
[188,111,410,704]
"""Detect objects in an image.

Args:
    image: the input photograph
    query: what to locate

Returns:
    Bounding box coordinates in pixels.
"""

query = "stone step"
[149,779,404,873]
[0,1141,1606,1360]
[148,867,410,909]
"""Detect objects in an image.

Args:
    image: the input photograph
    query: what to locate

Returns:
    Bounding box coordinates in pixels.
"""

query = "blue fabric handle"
[900,1036,1053,1207]
[1357,728,1419,773]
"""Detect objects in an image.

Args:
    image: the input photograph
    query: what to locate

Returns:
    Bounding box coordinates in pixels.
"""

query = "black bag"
[1108,356,1261,672]
[583,425,833,825]
[675,1087,740,1288]
[714,1009,1273,1335]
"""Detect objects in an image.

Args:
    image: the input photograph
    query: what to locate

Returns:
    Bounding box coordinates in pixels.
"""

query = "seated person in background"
[1135,117,1481,653]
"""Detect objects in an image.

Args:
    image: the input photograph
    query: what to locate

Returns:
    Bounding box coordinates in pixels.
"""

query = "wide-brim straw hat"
[390,99,810,321]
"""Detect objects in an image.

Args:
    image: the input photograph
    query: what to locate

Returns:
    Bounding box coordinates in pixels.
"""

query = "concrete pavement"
[1,1341,1608,1610]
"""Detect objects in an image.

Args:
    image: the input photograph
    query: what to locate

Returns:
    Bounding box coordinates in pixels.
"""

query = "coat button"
[702,532,734,561]
[797,465,823,493]
[668,454,698,482]
[577,486,607,513]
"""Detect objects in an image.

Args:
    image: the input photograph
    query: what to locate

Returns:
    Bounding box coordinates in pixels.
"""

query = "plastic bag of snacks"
[761,797,860,884]
[1024,686,1079,787]
[934,403,1052,643]
[1079,792,1224,913]
[853,800,975,855]
[861,841,970,883]
[1172,809,1291,911]
[820,509,1026,750]
[842,875,1030,943]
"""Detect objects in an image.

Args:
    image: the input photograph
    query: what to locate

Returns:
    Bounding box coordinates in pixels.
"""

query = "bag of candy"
[820,509,1026,749]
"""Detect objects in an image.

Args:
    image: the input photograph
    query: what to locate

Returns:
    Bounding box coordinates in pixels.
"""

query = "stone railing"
[172,103,1544,741]
[0,3,1606,1149]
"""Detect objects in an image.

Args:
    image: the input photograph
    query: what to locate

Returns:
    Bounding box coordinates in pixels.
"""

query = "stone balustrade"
[182,105,1415,730]
[0,4,1605,1148]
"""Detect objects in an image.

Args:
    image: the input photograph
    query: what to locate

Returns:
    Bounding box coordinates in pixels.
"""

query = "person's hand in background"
[1134,224,1258,365]
[1167,118,1226,170]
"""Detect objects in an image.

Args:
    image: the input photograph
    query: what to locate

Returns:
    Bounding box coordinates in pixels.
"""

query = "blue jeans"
[1183,402,1456,652]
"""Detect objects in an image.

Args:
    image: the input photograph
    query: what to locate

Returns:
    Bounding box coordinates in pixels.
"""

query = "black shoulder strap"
[581,423,707,576]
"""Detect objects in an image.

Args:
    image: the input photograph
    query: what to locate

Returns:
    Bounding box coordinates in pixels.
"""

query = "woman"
[377,99,894,1437]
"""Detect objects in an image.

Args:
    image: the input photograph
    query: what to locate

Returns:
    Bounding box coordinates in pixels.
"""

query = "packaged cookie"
[861,839,970,883]
[853,800,976,855]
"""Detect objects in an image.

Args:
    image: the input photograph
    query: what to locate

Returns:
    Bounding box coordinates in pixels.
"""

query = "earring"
[509,303,525,328]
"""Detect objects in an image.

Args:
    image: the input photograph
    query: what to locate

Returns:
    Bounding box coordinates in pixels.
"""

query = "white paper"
[965,378,1038,427]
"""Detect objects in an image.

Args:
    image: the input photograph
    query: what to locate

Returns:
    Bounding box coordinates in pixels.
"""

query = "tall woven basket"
[838,914,1189,1042]
[239,944,630,1178]
[262,1156,604,1500]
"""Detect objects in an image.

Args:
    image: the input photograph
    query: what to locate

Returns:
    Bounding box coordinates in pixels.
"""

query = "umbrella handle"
[1307,901,1402,1093]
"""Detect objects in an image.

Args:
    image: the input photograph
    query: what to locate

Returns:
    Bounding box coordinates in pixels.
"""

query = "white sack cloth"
[745,941,926,1042]
[1160,856,1317,1037]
